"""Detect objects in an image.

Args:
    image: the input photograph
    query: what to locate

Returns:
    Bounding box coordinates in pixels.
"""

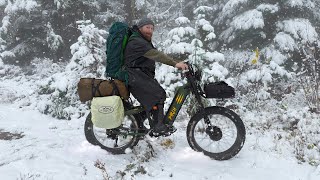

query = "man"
[125,18,188,135]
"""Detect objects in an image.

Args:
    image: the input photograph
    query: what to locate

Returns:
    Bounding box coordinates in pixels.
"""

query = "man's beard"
[142,33,152,41]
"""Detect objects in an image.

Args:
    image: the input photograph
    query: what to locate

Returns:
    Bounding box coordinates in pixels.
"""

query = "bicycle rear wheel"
[187,106,246,160]
[84,113,140,154]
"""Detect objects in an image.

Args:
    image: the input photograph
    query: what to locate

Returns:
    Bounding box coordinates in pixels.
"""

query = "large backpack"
[105,22,132,85]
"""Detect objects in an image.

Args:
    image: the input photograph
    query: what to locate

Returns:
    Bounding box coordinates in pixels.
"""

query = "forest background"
[0,0,319,167]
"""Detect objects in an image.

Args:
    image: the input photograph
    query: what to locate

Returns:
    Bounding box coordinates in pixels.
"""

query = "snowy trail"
[0,104,319,180]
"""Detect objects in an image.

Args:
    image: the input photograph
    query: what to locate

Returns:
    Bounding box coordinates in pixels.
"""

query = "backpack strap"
[127,31,140,42]
[91,79,103,97]
[110,79,120,96]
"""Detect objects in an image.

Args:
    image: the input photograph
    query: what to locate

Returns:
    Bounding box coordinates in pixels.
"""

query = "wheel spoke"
[91,115,138,149]
[114,138,119,148]
[193,113,237,153]
[187,107,245,160]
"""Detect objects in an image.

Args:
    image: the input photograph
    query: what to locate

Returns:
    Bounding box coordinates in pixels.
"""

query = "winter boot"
[151,103,175,135]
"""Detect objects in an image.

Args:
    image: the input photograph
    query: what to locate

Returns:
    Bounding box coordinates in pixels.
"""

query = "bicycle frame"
[164,84,190,126]
[123,63,211,130]
[85,65,245,158]
[123,84,191,127]
[163,67,209,126]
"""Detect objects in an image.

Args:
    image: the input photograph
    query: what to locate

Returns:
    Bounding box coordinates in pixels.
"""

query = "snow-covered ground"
[0,103,319,180]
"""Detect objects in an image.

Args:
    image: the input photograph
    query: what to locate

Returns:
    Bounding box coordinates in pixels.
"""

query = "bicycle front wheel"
[187,106,246,160]
[84,113,140,154]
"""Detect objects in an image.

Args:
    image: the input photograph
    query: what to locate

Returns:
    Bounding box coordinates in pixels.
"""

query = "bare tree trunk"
[300,43,320,113]
[124,0,135,26]
[315,49,320,113]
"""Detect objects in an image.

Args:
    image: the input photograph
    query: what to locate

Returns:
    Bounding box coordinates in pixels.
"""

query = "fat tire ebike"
[84,64,246,160]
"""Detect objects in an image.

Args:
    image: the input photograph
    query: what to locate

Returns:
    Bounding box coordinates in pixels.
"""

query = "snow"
[205,32,216,41]
[274,32,297,52]
[269,61,291,77]
[277,19,318,44]
[205,51,225,62]
[286,0,315,9]
[262,47,287,65]
[46,23,63,51]
[219,8,265,43]
[1,1,320,179]
[165,42,193,55]
[191,39,203,48]
[135,0,146,10]
[256,4,279,13]
[168,27,196,38]
[193,6,213,15]
[54,0,62,9]
[0,0,6,6]
[175,17,190,25]
[0,16,10,34]
[4,0,38,14]
[0,104,319,179]
[204,62,229,81]
[1,51,15,58]
[231,9,264,30]
[198,19,214,32]
[219,0,248,20]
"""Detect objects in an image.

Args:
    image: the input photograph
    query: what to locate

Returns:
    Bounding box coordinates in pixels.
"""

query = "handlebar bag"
[90,96,124,129]
[204,81,235,98]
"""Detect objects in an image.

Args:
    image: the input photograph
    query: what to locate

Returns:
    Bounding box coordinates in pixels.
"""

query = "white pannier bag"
[90,96,124,129]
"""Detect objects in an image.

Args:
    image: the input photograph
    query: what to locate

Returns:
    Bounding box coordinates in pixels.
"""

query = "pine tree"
[68,20,106,77]
[0,0,40,65]
[202,0,320,110]
[0,0,102,65]
[38,20,107,119]
[161,6,226,84]
[297,42,320,113]
[0,2,9,74]
[158,7,227,115]
[211,0,319,62]
[40,0,100,61]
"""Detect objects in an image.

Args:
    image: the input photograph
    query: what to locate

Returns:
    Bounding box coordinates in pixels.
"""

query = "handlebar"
[182,69,189,74]
[182,61,206,98]
[182,61,196,84]
[183,61,195,77]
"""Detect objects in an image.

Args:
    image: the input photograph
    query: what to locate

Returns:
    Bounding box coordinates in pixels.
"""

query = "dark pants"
[127,68,166,111]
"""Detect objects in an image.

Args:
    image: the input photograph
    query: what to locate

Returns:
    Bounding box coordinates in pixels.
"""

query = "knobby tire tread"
[84,113,140,154]
[186,106,246,160]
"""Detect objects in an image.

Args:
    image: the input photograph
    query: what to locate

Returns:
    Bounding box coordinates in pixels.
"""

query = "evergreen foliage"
[0,0,319,165]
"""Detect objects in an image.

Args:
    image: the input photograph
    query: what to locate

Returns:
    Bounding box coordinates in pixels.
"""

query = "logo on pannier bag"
[98,106,114,114]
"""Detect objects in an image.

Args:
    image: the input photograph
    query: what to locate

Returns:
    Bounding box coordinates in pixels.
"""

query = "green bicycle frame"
[123,83,191,128]
[164,84,190,126]
[125,106,144,116]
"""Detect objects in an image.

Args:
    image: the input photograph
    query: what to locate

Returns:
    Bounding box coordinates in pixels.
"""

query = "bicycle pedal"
[149,131,165,137]
[149,130,172,137]
[160,132,172,137]
[149,131,158,137]
[168,127,177,134]
[137,135,145,140]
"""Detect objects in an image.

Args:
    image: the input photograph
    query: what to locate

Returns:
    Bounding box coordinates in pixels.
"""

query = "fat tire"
[186,106,246,160]
[84,113,140,154]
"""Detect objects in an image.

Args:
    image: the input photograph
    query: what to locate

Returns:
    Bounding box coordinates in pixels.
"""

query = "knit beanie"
[137,18,154,28]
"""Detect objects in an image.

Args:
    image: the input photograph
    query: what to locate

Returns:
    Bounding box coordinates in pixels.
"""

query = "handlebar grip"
[182,69,189,73]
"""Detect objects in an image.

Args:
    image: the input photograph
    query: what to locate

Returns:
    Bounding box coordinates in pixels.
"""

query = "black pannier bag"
[204,81,235,98]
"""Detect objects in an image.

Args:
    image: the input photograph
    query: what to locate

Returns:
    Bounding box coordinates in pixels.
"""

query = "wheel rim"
[91,115,137,149]
[193,113,238,154]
